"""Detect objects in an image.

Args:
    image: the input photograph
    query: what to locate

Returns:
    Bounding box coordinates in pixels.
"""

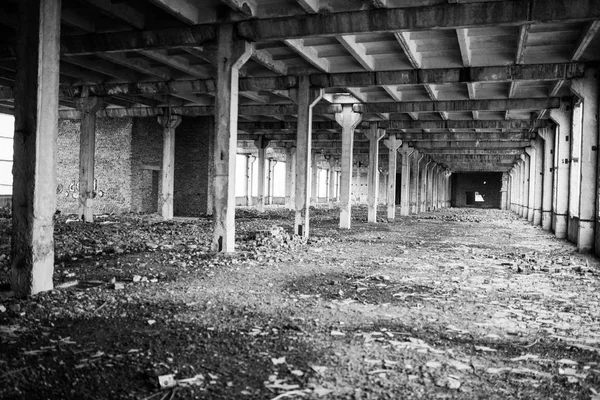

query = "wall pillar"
[538,128,555,230]
[336,105,362,229]
[212,25,251,252]
[521,153,530,219]
[383,133,401,220]
[285,146,296,210]
[295,76,323,237]
[157,114,182,220]
[75,96,103,223]
[550,103,572,239]
[365,123,385,222]
[500,172,509,210]
[11,0,61,297]
[515,161,522,215]
[572,69,599,252]
[426,162,436,211]
[508,169,514,212]
[267,158,276,205]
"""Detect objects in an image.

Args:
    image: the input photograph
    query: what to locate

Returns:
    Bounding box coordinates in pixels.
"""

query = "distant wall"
[57,118,133,214]
[451,172,502,208]
[56,116,213,217]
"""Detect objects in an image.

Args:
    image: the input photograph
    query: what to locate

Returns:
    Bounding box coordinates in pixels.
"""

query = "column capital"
[383,133,402,151]
[364,122,386,142]
[334,104,363,128]
[75,96,103,114]
[157,114,182,130]
[254,135,270,149]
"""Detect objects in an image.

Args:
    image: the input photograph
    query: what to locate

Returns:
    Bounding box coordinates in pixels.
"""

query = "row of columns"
[508,68,599,254]
[10,8,454,297]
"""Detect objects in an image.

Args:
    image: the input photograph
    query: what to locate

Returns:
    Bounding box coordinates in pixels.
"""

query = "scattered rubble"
[0,206,599,399]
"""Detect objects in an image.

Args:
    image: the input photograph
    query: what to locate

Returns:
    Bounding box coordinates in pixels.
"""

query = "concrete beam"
[146,0,203,25]
[236,1,600,40]
[44,64,586,96]
[413,140,532,149]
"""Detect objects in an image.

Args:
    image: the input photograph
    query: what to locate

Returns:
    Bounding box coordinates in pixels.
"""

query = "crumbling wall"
[57,118,133,214]
[451,172,502,208]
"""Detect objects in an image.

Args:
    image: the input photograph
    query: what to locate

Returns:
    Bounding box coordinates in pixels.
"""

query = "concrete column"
[431,165,438,210]
[295,76,323,237]
[525,146,536,222]
[572,69,599,252]
[531,136,544,226]
[365,123,386,222]
[410,151,423,214]
[426,162,436,211]
[420,158,431,212]
[399,143,413,216]
[76,96,103,223]
[513,162,520,214]
[500,172,509,210]
[246,155,255,206]
[11,0,61,297]
[383,134,402,220]
[157,114,182,220]
[267,159,276,205]
[521,153,530,219]
[255,136,269,212]
[311,149,319,204]
[212,25,251,252]
[285,146,296,210]
[538,128,555,230]
[508,169,514,212]
[550,103,572,239]
[336,105,362,229]
[327,165,335,202]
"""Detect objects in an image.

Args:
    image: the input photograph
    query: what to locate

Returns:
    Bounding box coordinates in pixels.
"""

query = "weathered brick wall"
[451,172,502,208]
[174,116,213,217]
[130,118,163,214]
[57,118,133,214]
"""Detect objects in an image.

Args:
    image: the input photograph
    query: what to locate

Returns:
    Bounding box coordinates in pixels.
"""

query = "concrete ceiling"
[0,0,598,172]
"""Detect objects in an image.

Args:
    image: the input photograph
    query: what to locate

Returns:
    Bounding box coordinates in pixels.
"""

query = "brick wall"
[131,118,163,214]
[57,118,133,214]
[174,116,214,217]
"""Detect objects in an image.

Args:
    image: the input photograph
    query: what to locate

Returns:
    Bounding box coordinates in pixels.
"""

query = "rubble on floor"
[0,206,599,399]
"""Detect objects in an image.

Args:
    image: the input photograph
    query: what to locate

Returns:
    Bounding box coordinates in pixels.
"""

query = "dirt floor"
[0,206,599,400]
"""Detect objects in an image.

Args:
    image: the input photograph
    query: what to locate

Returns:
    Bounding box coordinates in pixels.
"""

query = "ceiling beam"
[456,28,472,67]
[394,32,422,68]
[81,0,145,29]
[515,24,531,65]
[571,20,600,61]
[296,0,319,13]
[414,140,530,149]
[235,1,600,41]
[251,48,288,75]
[337,35,375,71]
[138,50,211,78]
[56,98,561,119]
[46,63,585,98]
[283,39,330,72]
[422,148,524,155]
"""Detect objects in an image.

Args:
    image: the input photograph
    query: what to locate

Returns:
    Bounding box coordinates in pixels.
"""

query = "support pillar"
[550,103,572,239]
[531,136,544,226]
[521,153,530,219]
[76,96,103,223]
[419,158,430,213]
[365,123,385,222]
[327,165,335,202]
[410,151,423,214]
[157,114,182,220]
[267,159,276,205]
[12,0,61,297]
[212,26,252,252]
[255,136,269,212]
[310,149,319,204]
[399,143,413,216]
[525,146,536,222]
[500,172,509,210]
[383,133,402,220]
[295,76,323,237]
[426,162,436,211]
[538,128,555,230]
[285,146,296,209]
[336,105,362,229]
[246,155,255,206]
[572,69,599,252]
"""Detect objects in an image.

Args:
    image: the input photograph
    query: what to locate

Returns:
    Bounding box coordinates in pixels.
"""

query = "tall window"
[0,114,14,195]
